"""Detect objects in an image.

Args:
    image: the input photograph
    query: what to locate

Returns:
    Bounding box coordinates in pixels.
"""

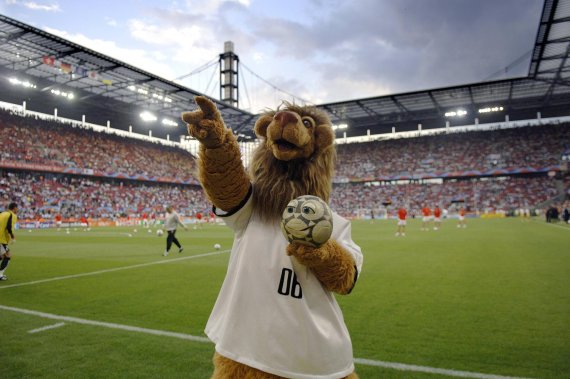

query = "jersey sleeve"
[332,213,363,275]
[214,185,253,233]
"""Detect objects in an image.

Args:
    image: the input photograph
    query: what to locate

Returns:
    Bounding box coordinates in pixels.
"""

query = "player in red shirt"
[54,213,62,230]
[80,215,89,230]
[396,207,407,237]
[433,206,442,230]
[421,206,432,231]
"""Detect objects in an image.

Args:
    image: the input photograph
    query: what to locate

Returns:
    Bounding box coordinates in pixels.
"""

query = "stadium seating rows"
[0,111,198,184]
[335,123,570,181]
[1,109,569,220]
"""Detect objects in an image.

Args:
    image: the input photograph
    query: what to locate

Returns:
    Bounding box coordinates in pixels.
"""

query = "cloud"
[180,0,250,17]
[26,0,544,110]
[245,0,543,100]
[43,27,178,80]
[20,1,60,12]
[104,17,118,27]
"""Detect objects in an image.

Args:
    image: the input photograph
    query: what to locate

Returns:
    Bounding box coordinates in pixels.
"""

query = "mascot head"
[249,102,336,221]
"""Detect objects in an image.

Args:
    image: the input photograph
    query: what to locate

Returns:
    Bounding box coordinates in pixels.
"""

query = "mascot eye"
[300,200,326,220]
[287,206,295,213]
[302,206,315,215]
[302,118,314,128]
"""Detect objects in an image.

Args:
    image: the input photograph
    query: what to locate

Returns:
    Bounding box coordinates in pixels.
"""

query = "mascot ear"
[254,115,273,138]
[314,124,334,151]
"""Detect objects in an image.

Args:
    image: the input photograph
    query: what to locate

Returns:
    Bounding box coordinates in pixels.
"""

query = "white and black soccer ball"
[281,195,333,247]
[214,243,221,250]
[156,229,164,237]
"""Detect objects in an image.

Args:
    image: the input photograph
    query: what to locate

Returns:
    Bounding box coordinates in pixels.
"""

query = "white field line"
[28,322,66,334]
[0,250,229,290]
[1,304,209,343]
[0,304,535,379]
[537,220,570,231]
[353,358,535,379]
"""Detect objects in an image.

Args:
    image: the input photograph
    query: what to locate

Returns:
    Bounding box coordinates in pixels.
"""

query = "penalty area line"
[0,305,535,379]
[0,250,229,290]
[28,322,66,334]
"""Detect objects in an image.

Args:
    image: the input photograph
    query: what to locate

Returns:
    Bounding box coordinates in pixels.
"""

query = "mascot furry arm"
[181,96,250,212]
[182,96,357,295]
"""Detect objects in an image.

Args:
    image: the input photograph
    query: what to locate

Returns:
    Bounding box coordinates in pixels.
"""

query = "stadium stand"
[0,170,209,224]
[0,110,198,185]
[335,123,570,181]
[331,176,561,219]
[2,107,569,224]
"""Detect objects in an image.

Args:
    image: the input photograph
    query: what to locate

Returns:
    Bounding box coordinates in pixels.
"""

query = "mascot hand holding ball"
[182,96,363,379]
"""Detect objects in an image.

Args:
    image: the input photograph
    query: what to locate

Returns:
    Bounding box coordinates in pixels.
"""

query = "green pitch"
[1,218,569,379]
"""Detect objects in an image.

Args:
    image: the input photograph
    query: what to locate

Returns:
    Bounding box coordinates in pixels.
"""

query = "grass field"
[1,218,569,379]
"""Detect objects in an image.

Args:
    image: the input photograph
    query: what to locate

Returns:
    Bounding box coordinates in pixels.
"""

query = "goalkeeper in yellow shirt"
[0,203,18,281]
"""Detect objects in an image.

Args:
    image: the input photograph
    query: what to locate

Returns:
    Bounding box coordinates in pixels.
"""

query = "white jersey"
[206,189,363,379]
[164,211,184,231]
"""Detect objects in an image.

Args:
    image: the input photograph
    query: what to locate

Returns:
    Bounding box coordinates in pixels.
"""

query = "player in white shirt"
[163,206,188,256]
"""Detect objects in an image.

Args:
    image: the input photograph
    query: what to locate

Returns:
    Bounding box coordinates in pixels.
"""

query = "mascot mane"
[249,102,336,221]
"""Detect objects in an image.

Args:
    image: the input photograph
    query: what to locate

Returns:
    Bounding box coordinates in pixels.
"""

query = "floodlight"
[332,123,348,130]
[162,118,178,127]
[140,111,157,122]
[445,109,467,117]
[8,77,36,88]
[478,105,504,113]
[50,89,74,100]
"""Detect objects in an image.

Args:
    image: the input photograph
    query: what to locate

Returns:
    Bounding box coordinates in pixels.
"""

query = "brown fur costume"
[182,96,359,379]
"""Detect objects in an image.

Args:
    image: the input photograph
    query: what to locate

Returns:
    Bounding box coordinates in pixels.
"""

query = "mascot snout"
[267,111,313,161]
[274,110,299,126]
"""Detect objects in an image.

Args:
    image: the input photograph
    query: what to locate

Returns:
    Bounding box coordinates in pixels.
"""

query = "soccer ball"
[280,195,333,247]
[214,243,221,250]
[156,229,164,237]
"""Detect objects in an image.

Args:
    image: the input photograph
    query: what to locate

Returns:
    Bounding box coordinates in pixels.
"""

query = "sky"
[1,0,544,113]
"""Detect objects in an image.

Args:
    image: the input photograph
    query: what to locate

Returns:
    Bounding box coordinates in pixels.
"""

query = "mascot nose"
[274,111,298,126]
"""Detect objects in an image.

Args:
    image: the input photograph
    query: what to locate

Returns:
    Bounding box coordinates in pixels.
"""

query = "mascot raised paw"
[182,96,363,379]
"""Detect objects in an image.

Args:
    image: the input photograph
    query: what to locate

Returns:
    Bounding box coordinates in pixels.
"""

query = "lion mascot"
[182,96,363,379]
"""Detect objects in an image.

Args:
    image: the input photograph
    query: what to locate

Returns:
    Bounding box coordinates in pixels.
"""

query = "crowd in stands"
[0,111,197,184]
[330,176,560,218]
[336,123,570,180]
[0,170,209,221]
[1,109,569,222]
[2,169,563,221]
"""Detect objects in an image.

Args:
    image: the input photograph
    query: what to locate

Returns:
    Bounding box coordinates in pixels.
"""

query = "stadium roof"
[318,0,570,137]
[0,14,256,141]
[1,0,570,140]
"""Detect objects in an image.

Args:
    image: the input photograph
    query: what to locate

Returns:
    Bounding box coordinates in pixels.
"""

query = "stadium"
[0,0,569,378]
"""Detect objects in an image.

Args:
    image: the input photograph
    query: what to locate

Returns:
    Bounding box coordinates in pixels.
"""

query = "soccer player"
[395,206,407,237]
[457,207,467,228]
[433,205,442,230]
[54,212,62,230]
[163,205,188,256]
[421,205,432,231]
[193,211,203,229]
[0,203,19,281]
